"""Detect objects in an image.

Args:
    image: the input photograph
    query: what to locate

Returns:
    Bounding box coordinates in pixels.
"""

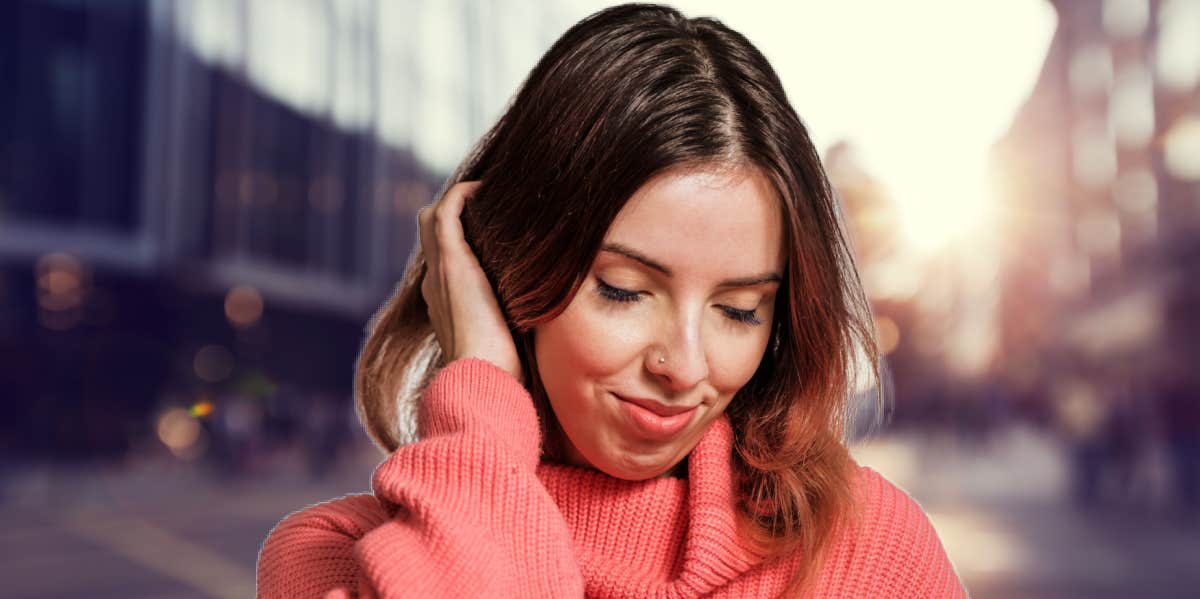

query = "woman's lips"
[612,393,698,440]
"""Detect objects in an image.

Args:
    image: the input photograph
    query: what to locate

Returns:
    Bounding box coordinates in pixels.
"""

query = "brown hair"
[354,3,880,594]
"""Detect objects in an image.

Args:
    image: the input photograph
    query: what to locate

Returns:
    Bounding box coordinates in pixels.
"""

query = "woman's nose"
[646,313,709,391]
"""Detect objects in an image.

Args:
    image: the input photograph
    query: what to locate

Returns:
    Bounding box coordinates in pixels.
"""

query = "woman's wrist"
[419,357,542,468]
[451,350,524,386]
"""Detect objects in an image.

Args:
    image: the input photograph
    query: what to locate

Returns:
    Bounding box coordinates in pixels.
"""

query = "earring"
[772,321,782,356]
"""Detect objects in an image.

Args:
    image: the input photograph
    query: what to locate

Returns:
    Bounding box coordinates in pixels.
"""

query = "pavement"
[0,442,381,599]
[1,423,1197,598]
[852,424,1200,599]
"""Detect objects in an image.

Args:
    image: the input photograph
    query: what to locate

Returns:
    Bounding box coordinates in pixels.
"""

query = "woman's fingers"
[416,180,522,382]
[432,181,482,259]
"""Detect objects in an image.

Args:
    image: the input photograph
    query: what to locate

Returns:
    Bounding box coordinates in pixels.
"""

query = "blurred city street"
[2,424,1197,598]
[3,0,1200,597]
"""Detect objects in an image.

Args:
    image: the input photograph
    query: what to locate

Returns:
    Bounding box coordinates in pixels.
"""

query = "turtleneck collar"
[536,414,777,597]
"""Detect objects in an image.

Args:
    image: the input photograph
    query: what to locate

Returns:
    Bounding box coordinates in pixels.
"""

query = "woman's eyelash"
[723,307,763,326]
[595,279,642,303]
[594,279,763,326]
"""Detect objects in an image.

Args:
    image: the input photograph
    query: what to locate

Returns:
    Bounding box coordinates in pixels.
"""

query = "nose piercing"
[657,355,666,364]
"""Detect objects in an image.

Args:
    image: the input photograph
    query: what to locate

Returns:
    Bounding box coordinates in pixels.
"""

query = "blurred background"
[1,0,1198,597]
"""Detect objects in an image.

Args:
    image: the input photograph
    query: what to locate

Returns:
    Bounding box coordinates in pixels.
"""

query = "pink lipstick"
[613,393,698,440]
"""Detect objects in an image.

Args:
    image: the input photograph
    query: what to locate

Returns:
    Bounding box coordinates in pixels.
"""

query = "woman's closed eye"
[594,279,763,326]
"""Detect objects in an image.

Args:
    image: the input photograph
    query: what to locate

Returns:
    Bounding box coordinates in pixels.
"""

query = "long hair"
[354,3,880,594]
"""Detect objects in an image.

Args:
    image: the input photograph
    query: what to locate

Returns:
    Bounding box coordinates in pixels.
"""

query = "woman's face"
[533,164,785,480]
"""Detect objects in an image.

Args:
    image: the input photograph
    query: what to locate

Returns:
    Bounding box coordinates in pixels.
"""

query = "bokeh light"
[156,407,208,460]
[1069,43,1114,98]
[875,315,901,356]
[1163,114,1200,181]
[35,252,87,330]
[1155,0,1200,91]
[224,285,263,328]
[189,397,215,419]
[1102,0,1149,39]
[1110,63,1155,149]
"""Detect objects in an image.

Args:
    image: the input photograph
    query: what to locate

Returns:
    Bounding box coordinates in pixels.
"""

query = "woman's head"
[534,164,785,480]
[356,2,878,589]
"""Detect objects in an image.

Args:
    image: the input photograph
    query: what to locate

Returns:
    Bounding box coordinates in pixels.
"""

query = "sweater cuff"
[417,357,542,468]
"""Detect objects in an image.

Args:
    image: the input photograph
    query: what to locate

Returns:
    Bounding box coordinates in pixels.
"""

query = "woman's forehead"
[602,166,785,279]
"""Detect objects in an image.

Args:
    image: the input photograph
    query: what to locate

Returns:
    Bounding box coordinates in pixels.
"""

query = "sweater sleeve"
[258,357,584,599]
[257,493,390,598]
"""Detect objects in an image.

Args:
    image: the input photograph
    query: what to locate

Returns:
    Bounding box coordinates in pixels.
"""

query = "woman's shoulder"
[852,464,932,523]
[847,463,945,551]
[821,464,967,597]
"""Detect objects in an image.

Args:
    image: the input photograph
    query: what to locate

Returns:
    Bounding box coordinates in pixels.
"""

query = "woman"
[257,4,966,597]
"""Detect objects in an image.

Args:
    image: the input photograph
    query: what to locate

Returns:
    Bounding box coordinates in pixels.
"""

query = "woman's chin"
[559,429,688,480]
[597,452,684,481]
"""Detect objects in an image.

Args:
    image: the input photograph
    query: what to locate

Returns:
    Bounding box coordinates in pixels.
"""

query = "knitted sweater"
[257,358,967,598]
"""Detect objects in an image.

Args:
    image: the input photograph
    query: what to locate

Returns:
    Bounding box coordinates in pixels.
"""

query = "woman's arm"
[353,357,582,597]
[256,494,389,598]
[260,180,583,597]
[257,357,584,599]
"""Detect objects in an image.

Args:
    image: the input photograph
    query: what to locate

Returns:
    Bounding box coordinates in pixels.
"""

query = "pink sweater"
[257,358,967,598]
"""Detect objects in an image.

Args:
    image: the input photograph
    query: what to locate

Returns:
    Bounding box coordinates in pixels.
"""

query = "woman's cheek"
[707,324,770,390]
[575,303,648,369]
[543,294,644,378]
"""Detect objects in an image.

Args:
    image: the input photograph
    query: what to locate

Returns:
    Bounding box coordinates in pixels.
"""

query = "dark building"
[991,0,1200,409]
[0,0,445,460]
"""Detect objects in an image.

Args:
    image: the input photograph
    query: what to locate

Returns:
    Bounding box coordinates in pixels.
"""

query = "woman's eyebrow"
[600,243,782,288]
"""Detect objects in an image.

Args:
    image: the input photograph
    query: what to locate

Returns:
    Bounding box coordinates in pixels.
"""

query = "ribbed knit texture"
[257,358,968,598]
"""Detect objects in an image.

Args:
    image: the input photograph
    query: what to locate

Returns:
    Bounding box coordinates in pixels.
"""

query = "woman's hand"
[418,181,524,385]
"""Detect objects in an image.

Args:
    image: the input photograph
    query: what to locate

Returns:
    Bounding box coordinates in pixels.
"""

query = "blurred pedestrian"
[1159,369,1200,520]
[1053,377,1109,507]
